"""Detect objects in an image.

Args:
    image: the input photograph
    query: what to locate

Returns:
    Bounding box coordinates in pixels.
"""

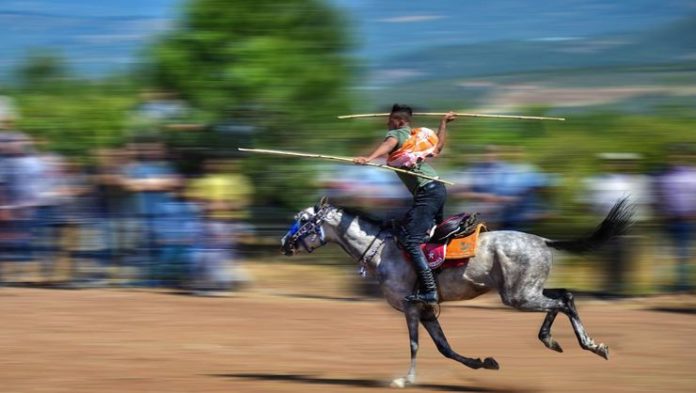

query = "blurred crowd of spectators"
[1,90,695,296]
[0,119,253,295]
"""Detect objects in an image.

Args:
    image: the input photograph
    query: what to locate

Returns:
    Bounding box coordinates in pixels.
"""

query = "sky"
[1,0,695,79]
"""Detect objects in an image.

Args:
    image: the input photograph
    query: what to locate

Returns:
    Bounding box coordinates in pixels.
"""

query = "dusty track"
[1,287,694,392]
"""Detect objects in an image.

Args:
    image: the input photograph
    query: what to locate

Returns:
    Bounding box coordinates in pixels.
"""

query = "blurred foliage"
[145,0,360,208]
[8,51,137,157]
[16,89,135,157]
[16,50,70,92]
[149,0,352,110]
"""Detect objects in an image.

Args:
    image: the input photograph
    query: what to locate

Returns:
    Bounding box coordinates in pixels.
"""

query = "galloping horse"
[281,197,633,387]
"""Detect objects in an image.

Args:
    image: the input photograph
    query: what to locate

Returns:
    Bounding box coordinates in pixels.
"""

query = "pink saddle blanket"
[421,243,469,270]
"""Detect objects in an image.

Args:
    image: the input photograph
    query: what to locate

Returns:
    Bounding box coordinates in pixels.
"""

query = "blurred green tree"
[147,0,356,209]
[16,50,70,92]
[11,51,137,156]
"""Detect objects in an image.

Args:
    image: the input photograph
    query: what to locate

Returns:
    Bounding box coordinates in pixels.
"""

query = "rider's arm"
[435,111,456,156]
[353,137,398,164]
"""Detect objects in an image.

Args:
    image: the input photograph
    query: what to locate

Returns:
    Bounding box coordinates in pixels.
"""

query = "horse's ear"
[314,196,329,212]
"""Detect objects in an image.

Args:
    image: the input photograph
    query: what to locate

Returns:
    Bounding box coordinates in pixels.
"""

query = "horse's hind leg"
[559,290,609,359]
[537,289,564,353]
[538,310,563,352]
[391,304,420,388]
[513,288,609,359]
[500,289,566,352]
[419,307,499,370]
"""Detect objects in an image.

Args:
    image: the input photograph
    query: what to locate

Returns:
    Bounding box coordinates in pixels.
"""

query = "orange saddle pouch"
[444,223,487,259]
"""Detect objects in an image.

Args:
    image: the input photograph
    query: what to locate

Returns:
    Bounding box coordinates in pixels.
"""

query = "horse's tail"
[546,198,635,254]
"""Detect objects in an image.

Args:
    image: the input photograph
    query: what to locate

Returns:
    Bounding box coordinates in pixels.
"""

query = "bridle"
[282,204,391,278]
[282,205,333,254]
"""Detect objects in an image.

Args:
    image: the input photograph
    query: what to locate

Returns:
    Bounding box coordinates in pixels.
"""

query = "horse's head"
[281,196,332,256]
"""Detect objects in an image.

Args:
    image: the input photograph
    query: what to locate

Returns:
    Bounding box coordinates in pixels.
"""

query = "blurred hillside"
[2,0,695,80]
[371,16,696,82]
[365,16,696,112]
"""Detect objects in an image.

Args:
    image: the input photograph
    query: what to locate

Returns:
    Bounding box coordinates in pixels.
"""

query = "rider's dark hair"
[390,103,412,122]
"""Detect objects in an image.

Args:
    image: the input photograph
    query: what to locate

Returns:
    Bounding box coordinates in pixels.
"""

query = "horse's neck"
[323,208,384,265]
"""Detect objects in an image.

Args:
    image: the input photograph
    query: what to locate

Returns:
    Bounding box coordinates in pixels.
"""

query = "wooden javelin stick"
[238,147,455,185]
[337,112,565,121]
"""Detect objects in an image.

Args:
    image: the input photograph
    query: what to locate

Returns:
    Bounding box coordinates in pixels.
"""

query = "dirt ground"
[1,277,695,393]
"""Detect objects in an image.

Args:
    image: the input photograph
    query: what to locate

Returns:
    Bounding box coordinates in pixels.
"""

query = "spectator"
[448,145,511,228]
[121,138,182,286]
[152,186,201,288]
[0,132,16,283]
[581,153,653,295]
[31,141,65,283]
[496,147,555,231]
[91,148,133,285]
[317,163,410,218]
[187,158,253,294]
[448,145,554,232]
[0,107,16,284]
[654,144,696,292]
[0,132,43,281]
[52,159,94,285]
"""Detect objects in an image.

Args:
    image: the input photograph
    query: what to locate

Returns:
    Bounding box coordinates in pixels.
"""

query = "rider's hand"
[442,111,457,123]
[353,156,370,165]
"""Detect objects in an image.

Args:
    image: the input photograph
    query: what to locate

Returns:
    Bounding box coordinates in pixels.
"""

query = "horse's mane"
[335,205,396,228]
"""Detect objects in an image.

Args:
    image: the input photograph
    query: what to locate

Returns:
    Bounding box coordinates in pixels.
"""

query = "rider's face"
[387,115,403,130]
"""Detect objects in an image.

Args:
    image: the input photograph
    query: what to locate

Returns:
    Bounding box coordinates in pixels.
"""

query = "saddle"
[398,211,486,270]
[422,223,487,270]
[430,212,480,243]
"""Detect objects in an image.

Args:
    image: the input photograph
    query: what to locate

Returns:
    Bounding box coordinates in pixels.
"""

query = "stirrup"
[404,291,439,306]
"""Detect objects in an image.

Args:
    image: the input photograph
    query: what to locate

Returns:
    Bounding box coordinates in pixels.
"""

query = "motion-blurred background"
[1,0,695,296]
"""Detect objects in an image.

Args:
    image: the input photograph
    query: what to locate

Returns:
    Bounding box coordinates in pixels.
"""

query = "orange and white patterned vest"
[386,127,439,169]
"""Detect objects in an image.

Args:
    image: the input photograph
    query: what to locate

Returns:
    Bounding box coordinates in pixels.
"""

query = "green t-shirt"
[385,126,438,194]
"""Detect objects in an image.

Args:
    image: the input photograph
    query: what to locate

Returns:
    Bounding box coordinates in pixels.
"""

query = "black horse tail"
[546,198,635,254]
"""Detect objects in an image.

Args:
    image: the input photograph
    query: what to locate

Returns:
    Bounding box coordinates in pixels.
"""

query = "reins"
[357,227,387,277]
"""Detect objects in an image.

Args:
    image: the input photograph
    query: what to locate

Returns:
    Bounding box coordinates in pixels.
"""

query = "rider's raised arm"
[353,136,398,165]
[435,111,456,156]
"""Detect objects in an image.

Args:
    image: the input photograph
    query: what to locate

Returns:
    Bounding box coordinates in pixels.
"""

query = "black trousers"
[399,181,447,271]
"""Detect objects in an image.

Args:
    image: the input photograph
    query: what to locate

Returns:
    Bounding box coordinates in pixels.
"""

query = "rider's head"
[388,103,412,130]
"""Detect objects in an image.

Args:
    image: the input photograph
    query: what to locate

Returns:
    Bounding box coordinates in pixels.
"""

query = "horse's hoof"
[482,357,500,370]
[390,377,414,388]
[542,337,564,353]
[595,343,609,360]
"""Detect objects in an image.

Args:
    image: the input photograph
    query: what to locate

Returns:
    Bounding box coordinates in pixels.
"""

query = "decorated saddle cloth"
[386,127,438,169]
[421,223,487,270]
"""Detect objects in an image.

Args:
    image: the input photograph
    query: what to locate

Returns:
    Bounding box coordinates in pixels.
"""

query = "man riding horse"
[354,104,456,306]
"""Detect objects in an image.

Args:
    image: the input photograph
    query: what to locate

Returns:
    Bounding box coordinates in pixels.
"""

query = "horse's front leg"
[420,307,500,370]
[391,304,421,388]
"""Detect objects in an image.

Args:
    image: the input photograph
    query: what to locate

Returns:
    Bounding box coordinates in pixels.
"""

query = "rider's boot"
[404,251,439,306]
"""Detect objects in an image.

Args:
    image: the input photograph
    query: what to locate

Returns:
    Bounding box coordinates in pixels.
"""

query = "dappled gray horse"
[281,197,633,387]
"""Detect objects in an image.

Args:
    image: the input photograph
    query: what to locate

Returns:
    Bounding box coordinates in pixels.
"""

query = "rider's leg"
[402,240,439,304]
[400,181,447,306]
